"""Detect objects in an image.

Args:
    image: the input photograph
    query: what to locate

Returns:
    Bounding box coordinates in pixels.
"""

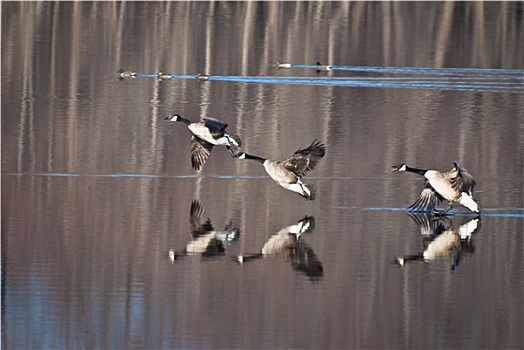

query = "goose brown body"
[165,114,241,171]
[236,216,323,280]
[392,161,479,214]
[167,200,240,262]
[397,214,480,270]
[234,140,326,200]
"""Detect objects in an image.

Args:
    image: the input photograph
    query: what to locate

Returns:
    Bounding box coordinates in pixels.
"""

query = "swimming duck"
[165,114,242,171]
[116,69,136,80]
[391,161,479,214]
[196,73,209,81]
[274,61,292,69]
[233,140,326,200]
[316,62,332,72]
[157,72,172,80]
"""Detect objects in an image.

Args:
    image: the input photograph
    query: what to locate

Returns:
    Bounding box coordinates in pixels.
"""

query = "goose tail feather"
[303,185,316,201]
[458,192,480,213]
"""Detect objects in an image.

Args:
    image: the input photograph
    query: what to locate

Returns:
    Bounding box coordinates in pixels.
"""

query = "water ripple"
[363,207,524,218]
[121,65,524,93]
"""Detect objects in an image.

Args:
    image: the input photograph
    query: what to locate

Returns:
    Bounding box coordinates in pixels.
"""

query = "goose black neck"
[402,254,424,262]
[177,116,192,125]
[405,166,427,176]
[452,161,462,176]
[244,153,266,164]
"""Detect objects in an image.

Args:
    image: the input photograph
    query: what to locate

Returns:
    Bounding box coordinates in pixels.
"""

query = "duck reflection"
[396,213,480,270]
[167,200,239,262]
[237,216,323,280]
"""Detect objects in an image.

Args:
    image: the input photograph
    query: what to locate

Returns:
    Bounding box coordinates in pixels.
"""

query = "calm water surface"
[2,2,523,349]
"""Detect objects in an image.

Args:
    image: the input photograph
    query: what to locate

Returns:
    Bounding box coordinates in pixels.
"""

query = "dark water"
[2,2,523,349]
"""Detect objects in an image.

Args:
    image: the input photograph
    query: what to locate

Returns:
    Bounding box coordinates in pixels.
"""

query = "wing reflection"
[396,213,480,270]
[237,216,323,280]
[166,200,240,262]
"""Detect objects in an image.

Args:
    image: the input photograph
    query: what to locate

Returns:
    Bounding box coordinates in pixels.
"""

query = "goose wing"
[289,240,324,279]
[201,117,228,136]
[448,162,476,195]
[407,212,451,237]
[408,181,445,213]
[190,200,214,236]
[190,136,214,171]
[280,140,326,177]
[447,166,465,193]
[457,166,476,195]
[460,169,477,195]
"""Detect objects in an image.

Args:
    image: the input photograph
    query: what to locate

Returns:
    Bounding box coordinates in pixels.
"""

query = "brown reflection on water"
[168,199,240,261]
[2,1,523,349]
[396,213,480,270]
[237,215,323,281]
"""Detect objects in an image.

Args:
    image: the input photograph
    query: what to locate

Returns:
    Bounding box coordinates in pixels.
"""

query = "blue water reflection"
[123,70,524,93]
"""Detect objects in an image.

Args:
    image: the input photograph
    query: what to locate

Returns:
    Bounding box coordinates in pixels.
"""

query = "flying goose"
[233,140,326,200]
[391,161,479,214]
[165,114,242,171]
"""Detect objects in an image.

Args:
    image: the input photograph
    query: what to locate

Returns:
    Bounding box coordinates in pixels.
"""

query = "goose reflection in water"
[236,216,323,280]
[396,213,480,270]
[167,200,240,262]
